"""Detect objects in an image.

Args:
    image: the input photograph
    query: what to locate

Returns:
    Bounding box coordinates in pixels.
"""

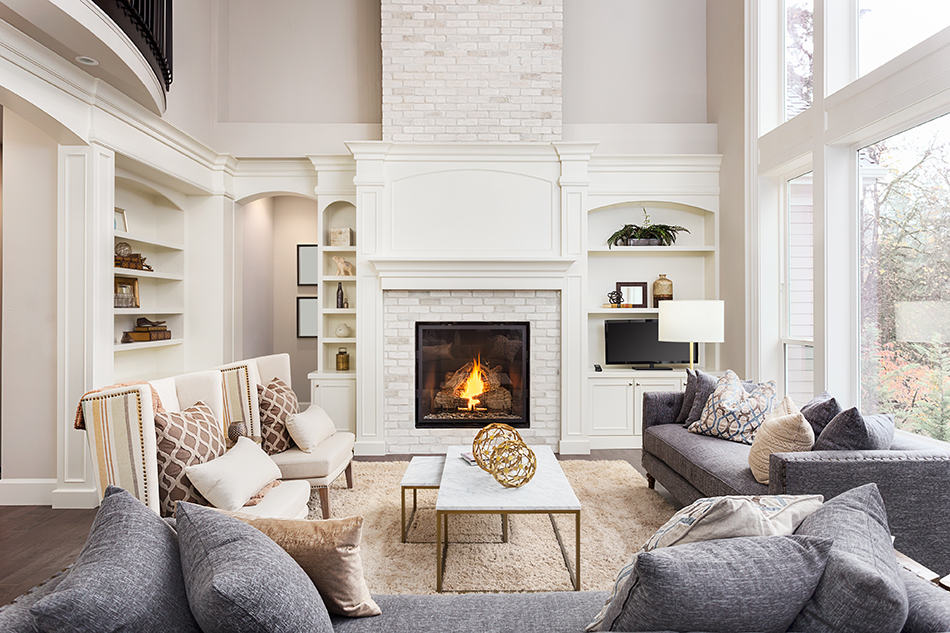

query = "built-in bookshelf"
[317,200,357,374]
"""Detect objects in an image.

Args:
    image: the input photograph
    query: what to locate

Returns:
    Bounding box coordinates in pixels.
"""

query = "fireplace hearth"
[415,322,529,429]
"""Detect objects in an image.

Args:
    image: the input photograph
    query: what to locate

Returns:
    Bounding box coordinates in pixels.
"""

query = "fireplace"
[415,322,529,429]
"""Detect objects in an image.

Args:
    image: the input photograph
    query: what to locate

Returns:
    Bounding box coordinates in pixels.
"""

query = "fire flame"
[457,356,488,410]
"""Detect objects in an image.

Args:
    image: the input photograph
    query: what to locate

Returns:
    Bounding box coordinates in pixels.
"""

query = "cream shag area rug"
[307,460,674,594]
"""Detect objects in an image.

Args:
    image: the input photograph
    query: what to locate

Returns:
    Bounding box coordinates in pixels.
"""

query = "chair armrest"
[769,449,950,573]
[642,392,684,430]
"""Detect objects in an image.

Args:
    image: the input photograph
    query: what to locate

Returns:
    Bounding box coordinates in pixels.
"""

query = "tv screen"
[604,319,696,366]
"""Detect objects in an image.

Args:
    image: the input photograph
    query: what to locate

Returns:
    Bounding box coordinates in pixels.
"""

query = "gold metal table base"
[401,484,439,543]
[435,509,581,593]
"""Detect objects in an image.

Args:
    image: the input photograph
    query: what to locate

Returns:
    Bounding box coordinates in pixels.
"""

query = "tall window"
[859,114,950,440]
[785,0,814,120]
[784,172,815,403]
[858,1,950,77]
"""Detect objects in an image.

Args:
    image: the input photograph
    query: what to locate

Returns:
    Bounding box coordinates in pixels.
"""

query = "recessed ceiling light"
[75,55,99,66]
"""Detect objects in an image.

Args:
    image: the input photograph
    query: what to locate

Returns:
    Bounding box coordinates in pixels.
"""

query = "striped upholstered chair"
[218,353,355,518]
[80,369,310,518]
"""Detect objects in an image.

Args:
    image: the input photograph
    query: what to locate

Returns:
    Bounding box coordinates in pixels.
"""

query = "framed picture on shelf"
[296,297,319,338]
[114,208,128,232]
[616,281,648,309]
[114,276,140,308]
[297,244,319,286]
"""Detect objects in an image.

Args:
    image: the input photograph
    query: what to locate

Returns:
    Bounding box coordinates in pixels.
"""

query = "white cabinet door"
[633,376,686,435]
[589,377,634,436]
[311,378,356,434]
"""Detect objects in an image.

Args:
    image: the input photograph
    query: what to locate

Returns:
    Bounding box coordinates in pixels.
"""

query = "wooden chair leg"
[646,473,656,490]
[318,486,331,519]
[345,462,354,489]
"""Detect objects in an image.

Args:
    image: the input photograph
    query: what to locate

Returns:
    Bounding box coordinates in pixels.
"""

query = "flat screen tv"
[604,319,696,367]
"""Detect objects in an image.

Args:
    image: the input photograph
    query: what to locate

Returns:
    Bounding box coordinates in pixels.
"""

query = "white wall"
[706,0,746,375]
[563,0,707,124]
[163,0,215,146]
[1,108,57,480]
[240,197,274,359]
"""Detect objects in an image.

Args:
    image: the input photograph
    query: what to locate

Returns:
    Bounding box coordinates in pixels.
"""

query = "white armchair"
[218,353,355,518]
[80,369,310,519]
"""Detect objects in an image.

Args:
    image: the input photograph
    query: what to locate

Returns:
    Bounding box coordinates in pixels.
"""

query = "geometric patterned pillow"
[154,401,226,517]
[688,370,776,444]
[258,378,297,455]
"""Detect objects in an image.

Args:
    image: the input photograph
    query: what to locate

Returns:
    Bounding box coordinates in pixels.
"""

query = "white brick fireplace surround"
[383,290,560,454]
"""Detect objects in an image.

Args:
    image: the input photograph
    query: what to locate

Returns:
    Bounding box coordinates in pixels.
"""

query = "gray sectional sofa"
[641,391,950,574]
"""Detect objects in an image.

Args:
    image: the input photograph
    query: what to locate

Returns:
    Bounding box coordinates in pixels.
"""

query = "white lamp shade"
[658,300,724,343]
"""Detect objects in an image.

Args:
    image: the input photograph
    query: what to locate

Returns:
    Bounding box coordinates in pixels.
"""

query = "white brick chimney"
[381,0,563,142]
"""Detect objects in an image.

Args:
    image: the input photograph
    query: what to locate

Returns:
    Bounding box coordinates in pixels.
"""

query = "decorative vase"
[653,274,673,307]
[627,238,661,246]
[335,322,352,338]
[336,347,350,371]
[227,422,247,445]
[336,282,344,309]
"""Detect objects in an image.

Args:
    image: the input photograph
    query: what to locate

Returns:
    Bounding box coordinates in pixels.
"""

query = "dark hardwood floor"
[0,448,669,606]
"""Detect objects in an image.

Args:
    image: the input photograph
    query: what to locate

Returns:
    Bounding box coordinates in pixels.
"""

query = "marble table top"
[436,445,581,512]
[401,456,446,487]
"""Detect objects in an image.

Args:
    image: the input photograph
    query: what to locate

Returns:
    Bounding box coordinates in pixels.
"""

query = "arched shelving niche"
[318,199,357,375]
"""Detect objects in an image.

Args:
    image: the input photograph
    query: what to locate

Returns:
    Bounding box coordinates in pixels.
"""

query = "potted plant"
[607,209,690,248]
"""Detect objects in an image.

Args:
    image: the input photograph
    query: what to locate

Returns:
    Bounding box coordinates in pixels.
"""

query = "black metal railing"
[93,0,173,91]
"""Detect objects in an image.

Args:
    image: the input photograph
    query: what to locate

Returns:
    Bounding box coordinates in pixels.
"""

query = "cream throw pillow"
[230,514,381,618]
[285,405,336,453]
[748,395,815,484]
[185,436,281,511]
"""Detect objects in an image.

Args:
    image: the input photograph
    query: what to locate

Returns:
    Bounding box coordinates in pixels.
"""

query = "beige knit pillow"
[748,396,815,484]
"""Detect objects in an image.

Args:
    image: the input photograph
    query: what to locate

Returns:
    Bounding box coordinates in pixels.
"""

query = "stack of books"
[121,318,171,343]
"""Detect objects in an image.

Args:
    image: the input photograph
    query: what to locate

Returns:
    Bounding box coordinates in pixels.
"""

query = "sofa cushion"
[330,592,608,633]
[800,392,842,437]
[900,569,950,633]
[790,483,908,633]
[230,480,311,520]
[748,397,815,484]
[286,405,337,452]
[674,368,697,424]
[597,535,832,633]
[684,369,718,424]
[688,370,777,444]
[813,407,895,452]
[185,436,282,511]
[258,378,298,455]
[155,401,227,516]
[644,424,768,496]
[30,486,200,633]
[176,501,333,633]
[271,432,355,481]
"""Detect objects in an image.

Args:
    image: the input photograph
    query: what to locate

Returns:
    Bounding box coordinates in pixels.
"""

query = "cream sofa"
[218,353,355,518]
[81,369,310,519]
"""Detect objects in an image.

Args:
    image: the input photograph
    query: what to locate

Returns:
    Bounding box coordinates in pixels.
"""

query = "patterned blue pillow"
[688,370,776,444]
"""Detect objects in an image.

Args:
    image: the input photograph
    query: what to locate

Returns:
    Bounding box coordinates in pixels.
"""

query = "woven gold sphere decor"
[472,423,523,472]
[490,440,537,488]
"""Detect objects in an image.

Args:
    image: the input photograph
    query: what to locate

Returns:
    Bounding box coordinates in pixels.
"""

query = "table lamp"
[658,300,724,370]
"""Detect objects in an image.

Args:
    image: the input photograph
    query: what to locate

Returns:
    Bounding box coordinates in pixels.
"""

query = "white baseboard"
[558,439,592,455]
[354,440,387,456]
[0,477,56,505]
[51,486,100,509]
[589,436,643,450]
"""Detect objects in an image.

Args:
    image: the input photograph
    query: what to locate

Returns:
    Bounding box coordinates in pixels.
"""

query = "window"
[858,1,950,77]
[859,113,950,440]
[783,172,815,402]
[785,0,814,120]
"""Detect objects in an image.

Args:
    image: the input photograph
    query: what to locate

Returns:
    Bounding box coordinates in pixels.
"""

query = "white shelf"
[588,308,659,316]
[114,338,183,352]
[323,308,356,314]
[322,246,356,252]
[323,276,356,282]
[114,267,184,281]
[322,337,356,344]
[588,246,715,254]
[114,231,184,251]
[114,308,184,315]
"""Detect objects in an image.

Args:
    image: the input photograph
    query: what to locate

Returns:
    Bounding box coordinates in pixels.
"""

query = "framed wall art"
[297,244,319,286]
[296,296,319,338]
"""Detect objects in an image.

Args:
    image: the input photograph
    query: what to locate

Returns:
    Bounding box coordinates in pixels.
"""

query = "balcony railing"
[93,0,173,90]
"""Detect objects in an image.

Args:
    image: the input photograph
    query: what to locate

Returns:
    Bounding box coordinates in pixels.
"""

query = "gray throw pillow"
[685,369,718,424]
[812,408,894,451]
[598,535,831,632]
[790,483,908,633]
[175,501,333,633]
[674,369,697,424]
[800,392,842,437]
[30,486,200,633]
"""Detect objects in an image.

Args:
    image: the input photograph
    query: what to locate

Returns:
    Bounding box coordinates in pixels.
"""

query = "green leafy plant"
[606,209,690,248]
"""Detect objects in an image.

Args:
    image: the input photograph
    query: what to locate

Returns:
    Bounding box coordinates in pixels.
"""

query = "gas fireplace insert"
[415,321,529,429]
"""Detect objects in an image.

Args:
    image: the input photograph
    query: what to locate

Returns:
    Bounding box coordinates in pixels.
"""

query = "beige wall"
[240,197,274,360]
[1,108,57,479]
[564,0,707,124]
[706,0,746,375]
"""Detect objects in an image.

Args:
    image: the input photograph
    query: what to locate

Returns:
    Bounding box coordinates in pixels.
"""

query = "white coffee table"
[435,445,582,592]
[400,456,445,543]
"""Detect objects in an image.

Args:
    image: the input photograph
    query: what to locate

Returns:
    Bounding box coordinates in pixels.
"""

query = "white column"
[53,144,114,508]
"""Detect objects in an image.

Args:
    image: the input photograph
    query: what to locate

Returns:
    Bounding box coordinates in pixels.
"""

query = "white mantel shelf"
[368,256,578,290]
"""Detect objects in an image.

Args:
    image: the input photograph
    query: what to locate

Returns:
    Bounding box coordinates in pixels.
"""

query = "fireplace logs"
[432,359,513,412]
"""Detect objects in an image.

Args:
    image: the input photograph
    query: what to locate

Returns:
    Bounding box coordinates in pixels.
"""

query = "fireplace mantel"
[368,256,576,290]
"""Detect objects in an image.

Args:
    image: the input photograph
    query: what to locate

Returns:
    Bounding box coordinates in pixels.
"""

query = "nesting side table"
[400,456,445,543]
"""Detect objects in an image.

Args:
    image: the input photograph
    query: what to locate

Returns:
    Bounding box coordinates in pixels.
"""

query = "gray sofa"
[642,391,950,574]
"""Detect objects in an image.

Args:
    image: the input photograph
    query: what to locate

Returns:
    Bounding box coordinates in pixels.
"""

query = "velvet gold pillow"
[230,514,381,618]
